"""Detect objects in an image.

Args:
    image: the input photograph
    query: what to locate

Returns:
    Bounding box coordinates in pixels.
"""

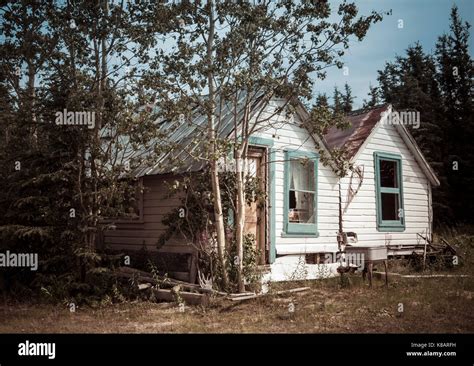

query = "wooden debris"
[229,294,260,301]
[228,287,311,302]
[113,266,227,297]
[227,292,256,298]
[151,288,210,307]
[441,238,457,255]
[138,283,152,291]
[114,267,313,305]
[273,287,311,295]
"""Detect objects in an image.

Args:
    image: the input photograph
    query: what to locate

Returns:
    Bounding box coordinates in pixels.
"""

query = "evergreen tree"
[333,86,343,113]
[315,93,329,108]
[374,6,473,226]
[0,1,79,295]
[435,5,473,224]
[362,84,381,108]
[0,0,174,300]
[377,43,448,223]
[342,83,354,112]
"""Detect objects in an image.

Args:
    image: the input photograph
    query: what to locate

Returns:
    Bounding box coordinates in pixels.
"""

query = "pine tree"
[377,43,448,223]
[374,6,473,226]
[435,5,473,224]
[315,93,329,108]
[0,0,173,299]
[333,86,343,113]
[0,1,79,294]
[342,83,354,112]
[362,84,381,108]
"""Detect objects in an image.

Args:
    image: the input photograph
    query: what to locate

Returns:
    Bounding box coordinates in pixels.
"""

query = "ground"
[1,272,473,333]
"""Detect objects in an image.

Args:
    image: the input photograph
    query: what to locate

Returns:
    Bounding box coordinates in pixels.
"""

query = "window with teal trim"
[284,150,319,236]
[374,152,405,231]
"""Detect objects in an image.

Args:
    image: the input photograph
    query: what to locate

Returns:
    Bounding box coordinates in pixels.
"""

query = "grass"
[0,273,472,333]
[1,228,472,334]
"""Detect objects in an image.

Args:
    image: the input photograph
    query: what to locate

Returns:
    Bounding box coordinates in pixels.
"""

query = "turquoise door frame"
[248,136,276,264]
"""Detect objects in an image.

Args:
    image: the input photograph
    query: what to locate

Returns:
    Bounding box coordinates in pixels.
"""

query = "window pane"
[290,158,314,191]
[381,192,399,221]
[288,191,315,223]
[379,159,398,188]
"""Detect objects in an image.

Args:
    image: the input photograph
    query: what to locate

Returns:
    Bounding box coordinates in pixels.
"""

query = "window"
[283,150,319,236]
[374,152,405,231]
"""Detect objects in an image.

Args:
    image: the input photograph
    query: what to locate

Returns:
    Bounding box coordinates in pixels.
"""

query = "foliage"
[0,0,387,298]
[0,0,172,303]
[227,234,262,292]
[159,168,265,291]
[373,5,473,226]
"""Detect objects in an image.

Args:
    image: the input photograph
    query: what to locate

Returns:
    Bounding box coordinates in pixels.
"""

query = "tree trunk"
[209,147,229,288]
[235,148,247,293]
[206,0,229,289]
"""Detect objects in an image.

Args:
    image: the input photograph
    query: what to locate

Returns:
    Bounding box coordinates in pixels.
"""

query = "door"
[244,147,268,265]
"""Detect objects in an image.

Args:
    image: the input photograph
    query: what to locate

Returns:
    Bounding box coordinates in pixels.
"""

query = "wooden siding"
[251,100,340,255]
[340,121,432,247]
[102,175,193,253]
[253,100,432,254]
[103,99,433,256]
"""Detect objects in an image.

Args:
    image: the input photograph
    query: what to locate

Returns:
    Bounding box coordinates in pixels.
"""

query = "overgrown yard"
[1,272,473,333]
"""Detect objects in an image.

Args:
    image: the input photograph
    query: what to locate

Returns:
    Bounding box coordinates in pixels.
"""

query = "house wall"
[251,100,340,256]
[253,100,433,259]
[102,175,192,254]
[340,121,432,249]
[103,100,433,263]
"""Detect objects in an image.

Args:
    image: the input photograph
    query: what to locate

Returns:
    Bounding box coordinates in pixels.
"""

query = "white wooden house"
[101,96,440,282]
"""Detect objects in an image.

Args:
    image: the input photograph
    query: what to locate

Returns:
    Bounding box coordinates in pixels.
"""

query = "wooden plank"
[229,287,311,301]
[152,288,209,306]
[114,267,226,296]
[441,238,457,254]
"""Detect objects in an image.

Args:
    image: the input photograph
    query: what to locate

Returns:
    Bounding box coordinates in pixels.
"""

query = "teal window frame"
[283,150,319,236]
[374,151,405,232]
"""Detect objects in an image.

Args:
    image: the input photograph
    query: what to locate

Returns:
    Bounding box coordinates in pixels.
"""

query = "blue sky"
[318,0,474,109]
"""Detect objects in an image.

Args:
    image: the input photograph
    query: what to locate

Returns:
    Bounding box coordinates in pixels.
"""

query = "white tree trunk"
[235,149,247,293]
[206,0,229,288]
[209,128,229,288]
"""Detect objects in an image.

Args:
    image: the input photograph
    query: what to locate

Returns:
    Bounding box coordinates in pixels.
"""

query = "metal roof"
[115,98,439,186]
[122,91,264,177]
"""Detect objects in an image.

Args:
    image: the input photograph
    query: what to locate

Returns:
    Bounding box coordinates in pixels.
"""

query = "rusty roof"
[323,104,389,159]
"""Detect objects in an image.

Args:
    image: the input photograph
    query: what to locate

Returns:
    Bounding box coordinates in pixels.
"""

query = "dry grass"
[2,228,473,334]
[1,273,473,333]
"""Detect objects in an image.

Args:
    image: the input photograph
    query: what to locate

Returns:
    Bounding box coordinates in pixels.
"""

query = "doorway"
[244,147,268,265]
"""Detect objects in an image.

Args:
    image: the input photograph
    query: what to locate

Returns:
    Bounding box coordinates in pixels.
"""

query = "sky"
[318,0,474,109]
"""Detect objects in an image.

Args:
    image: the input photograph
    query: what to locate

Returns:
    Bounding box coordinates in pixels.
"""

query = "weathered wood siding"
[104,99,433,257]
[253,100,432,255]
[340,121,432,247]
[252,100,340,255]
[102,175,192,253]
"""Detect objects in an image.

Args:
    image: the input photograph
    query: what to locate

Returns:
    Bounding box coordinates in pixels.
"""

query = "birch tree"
[143,0,385,291]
